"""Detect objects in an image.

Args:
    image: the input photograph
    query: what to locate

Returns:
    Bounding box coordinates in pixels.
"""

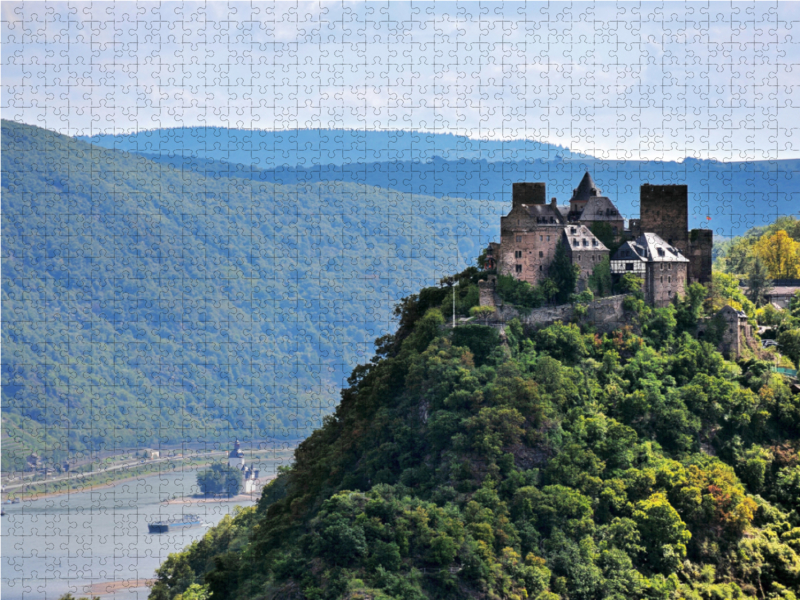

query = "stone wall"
[646,262,687,307]
[498,225,563,286]
[489,295,627,332]
[478,277,497,307]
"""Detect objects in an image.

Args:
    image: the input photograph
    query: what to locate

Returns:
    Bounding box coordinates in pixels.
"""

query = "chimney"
[512,182,546,209]
[551,197,557,207]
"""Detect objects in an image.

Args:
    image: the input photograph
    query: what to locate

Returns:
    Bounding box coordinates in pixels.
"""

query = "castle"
[483,173,712,308]
[227,440,259,494]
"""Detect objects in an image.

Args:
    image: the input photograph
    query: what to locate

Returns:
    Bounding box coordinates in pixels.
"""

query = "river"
[1,462,277,600]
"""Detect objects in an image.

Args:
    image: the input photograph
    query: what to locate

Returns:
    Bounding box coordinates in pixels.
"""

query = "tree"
[197,463,244,497]
[675,282,706,335]
[753,229,800,279]
[633,493,691,573]
[777,329,800,369]
[619,274,644,297]
[588,256,613,297]
[469,305,496,323]
[790,290,800,320]
[745,256,772,307]
[549,241,579,304]
[589,222,621,254]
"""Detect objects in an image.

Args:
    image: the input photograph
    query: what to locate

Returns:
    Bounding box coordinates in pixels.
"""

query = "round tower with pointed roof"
[228,439,245,468]
[568,172,601,214]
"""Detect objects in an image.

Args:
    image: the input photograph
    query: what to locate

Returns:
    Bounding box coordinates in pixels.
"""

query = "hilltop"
[147,273,800,600]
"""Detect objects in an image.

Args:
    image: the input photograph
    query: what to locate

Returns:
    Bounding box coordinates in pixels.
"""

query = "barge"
[148,514,201,534]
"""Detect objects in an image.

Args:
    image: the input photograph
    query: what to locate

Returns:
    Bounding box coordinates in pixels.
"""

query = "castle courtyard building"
[611,233,689,307]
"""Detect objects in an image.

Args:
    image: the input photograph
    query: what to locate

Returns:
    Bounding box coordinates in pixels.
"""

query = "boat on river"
[147,514,201,534]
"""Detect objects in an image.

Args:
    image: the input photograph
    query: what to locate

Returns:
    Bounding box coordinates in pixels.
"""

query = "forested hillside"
[0,121,495,468]
[148,275,800,600]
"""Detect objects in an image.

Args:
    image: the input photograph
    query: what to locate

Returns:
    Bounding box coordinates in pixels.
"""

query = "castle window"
[668,276,671,283]
[515,250,522,259]
[539,265,543,271]
[660,277,663,283]
[657,248,665,257]
[516,236,522,242]
[540,235,543,241]
[668,264,671,270]
[593,239,598,246]
[583,239,588,246]
[571,227,577,234]
[515,265,522,273]
[539,251,543,257]
[573,240,579,247]
[547,236,551,241]
[626,263,633,271]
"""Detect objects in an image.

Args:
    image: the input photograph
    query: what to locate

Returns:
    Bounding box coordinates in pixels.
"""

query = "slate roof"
[612,232,689,263]
[522,203,565,224]
[563,224,608,251]
[766,286,800,297]
[578,196,623,222]
[570,172,601,202]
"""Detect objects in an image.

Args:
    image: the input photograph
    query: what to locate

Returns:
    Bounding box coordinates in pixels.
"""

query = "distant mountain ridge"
[79,128,576,169]
[83,128,800,237]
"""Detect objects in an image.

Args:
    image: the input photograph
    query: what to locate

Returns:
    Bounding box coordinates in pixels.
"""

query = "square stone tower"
[638,183,712,284]
[639,184,689,253]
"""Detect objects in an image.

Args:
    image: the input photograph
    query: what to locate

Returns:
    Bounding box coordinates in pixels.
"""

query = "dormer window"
[593,239,598,247]
[583,239,588,247]
[571,227,577,234]
[657,248,665,257]
[573,240,579,247]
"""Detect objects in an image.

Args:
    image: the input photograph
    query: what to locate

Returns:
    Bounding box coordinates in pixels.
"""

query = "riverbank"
[2,449,293,503]
[86,578,154,597]
[163,479,275,505]
[1,459,216,503]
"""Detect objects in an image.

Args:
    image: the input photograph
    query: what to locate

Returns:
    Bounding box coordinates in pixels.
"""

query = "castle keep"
[483,173,713,308]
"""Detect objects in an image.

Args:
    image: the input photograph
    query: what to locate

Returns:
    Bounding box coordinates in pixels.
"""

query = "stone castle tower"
[630,184,713,284]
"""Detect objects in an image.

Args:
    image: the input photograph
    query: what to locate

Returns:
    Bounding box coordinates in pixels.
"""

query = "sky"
[3,1,800,162]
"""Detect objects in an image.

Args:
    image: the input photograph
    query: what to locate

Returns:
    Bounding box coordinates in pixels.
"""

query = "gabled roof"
[570,172,601,202]
[563,224,608,251]
[578,196,622,222]
[612,232,689,263]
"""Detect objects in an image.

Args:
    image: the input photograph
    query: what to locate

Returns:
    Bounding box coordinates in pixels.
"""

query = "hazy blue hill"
[86,128,800,237]
[79,127,575,169]
[1,120,499,468]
